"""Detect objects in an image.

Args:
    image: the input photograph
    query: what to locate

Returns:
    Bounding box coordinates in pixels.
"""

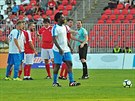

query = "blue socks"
[53,74,58,84]
[68,72,74,83]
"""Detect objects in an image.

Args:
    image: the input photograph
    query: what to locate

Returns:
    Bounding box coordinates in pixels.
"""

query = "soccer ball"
[123,80,132,88]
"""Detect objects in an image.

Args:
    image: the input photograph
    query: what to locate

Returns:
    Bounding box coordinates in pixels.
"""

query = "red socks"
[45,64,51,77]
[24,65,31,77]
[60,63,67,78]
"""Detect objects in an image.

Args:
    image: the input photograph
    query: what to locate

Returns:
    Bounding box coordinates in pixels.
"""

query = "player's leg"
[49,49,55,69]
[63,65,68,80]
[52,51,62,87]
[18,52,24,78]
[64,52,80,86]
[59,63,67,80]
[41,48,51,79]
[44,59,51,79]
[13,54,22,81]
[26,54,34,80]
[79,44,89,79]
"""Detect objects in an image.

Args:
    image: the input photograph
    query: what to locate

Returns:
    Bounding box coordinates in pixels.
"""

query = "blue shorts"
[7,54,21,65]
[53,51,72,64]
[20,52,24,61]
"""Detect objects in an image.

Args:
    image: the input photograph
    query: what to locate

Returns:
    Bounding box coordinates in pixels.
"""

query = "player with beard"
[23,22,38,80]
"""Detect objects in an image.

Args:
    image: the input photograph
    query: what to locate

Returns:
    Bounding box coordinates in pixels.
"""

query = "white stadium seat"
[0,0,5,6]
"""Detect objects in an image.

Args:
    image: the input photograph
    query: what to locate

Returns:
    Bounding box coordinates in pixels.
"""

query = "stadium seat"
[121,9,129,15]
[104,9,112,15]
[109,14,116,20]
[113,9,120,15]
[125,14,133,20]
[101,14,108,20]
[117,3,124,10]
[53,10,60,15]
[58,5,64,10]
[42,14,47,19]
[62,10,68,16]
[30,0,36,5]
[66,5,73,11]
[123,19,130,23]
[97,19,104,23]
[70,0,77,5]
[105,19,113,23]
[117,14,125,20]
[0,0,5,6]
[50,15,55,21]
[18,15,24,20]
[33,15,40,21]
[27,15,32,20]
[46,10,53,16]
[62,0,68,6]
[114,19,121,23]
[129,9,135,15]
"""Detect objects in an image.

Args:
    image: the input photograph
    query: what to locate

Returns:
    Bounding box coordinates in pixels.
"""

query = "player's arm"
[27,31,38,55]
[70,34,83,43]
[14,39,21,53]
[67,41,73,53]
[29,41,38,55]
[53,36,64,55]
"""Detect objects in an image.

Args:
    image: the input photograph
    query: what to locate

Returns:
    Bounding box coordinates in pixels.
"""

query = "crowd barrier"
[1,53,134,69]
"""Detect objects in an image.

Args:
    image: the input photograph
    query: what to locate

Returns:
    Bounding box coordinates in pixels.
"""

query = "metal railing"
[0,23,135,53]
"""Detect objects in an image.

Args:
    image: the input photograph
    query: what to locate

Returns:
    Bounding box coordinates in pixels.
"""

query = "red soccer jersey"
[38,26,53,49]
[24,30,35,54]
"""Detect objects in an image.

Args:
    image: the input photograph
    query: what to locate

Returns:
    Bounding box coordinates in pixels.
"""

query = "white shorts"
[41,48,54,60]
[24,54,34,65]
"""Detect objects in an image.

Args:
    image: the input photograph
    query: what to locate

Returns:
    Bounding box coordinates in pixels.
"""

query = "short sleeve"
[52,25,58,36]
[12,29,20,39]
[27,30,32,41]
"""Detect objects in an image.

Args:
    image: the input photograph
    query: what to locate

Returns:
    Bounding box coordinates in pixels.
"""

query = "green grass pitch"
[0,68,135,101]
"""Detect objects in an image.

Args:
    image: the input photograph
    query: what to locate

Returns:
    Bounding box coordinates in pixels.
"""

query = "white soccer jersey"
[52,24,70,53]
[8,29,21,53]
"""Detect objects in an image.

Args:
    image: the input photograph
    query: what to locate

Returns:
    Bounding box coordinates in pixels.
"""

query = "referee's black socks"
[82,62,88,76]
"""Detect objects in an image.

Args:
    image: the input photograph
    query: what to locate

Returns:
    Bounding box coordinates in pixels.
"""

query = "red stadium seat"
[125,14,133,20]
[129,9,135,15]
[121,9,129,15]
[117,3,124,10]
[18,15,24,20]
[58,5,64,10]
[114,19,121,23]
[62,10,68,16]
[109,14,116,20]
[46,10,53,16]
[117,14,125,20]
[27,15,32,20]
[123,19,130,23]
[66,5,73,11]
[97,19,104,23]
[33,15,40,20]
[30,0,36,5]
[50,15,55,21]
[104,9,112,15]
[101,14,108,20]
[62,0,68,6]
[42,14,47,19]
[105,19,113,23]
[71,0,77,5]
[53,10,60,15]
[113,9,120,15]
